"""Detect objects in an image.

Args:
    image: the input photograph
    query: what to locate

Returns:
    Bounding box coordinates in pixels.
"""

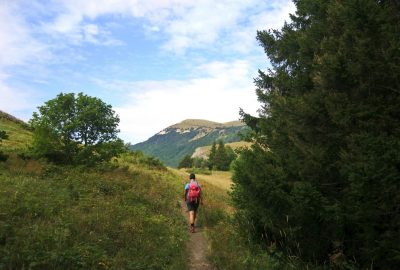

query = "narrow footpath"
[180,201,215,270]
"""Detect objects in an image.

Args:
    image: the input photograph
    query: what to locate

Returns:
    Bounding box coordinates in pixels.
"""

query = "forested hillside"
[131,119,248,167]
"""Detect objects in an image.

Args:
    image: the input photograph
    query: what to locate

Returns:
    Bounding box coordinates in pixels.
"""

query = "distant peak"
[170,119,244,129]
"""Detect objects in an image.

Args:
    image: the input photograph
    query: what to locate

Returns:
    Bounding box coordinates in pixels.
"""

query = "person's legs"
[187,202,199,232]
[189,210,195,232]
[189,210,195,225]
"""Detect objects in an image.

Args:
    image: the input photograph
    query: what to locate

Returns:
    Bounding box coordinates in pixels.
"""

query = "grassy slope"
[191,141,253,159]
[0,115,188,269]
[0,111,32,154]
[170,119,244,129]
[0,159,188,269]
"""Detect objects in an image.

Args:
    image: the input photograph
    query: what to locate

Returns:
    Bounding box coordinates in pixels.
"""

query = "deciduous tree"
[30,92,124,164]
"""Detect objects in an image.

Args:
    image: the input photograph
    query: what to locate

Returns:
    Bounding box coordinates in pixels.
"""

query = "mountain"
[130,119,248,167]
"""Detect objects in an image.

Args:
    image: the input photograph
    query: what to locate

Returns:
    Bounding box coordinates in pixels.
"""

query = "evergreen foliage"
[0,130,9,161]
[192,157,208,169]
[30,93,125,164]
[208,140,237,171]
[177,154,193,169]
[0,130,8,142]
[208,141,217,168]
[232,0,400,268]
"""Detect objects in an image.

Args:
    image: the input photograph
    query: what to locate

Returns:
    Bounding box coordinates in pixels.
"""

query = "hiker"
[184,173,202,233]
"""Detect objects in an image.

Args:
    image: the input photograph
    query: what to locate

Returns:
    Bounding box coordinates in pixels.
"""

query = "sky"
[0,0,295,144]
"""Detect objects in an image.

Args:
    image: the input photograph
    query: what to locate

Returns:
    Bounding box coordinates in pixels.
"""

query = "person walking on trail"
[184,173,202,233]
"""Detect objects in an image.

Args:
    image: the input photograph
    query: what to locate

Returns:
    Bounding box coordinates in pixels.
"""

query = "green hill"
[0,112,188,269]
[130,119,249,167]
[0,110,32,153]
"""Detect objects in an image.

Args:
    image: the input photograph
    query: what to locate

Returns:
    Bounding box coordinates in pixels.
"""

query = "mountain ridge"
[131,118,248,167]
[168,119,244,130]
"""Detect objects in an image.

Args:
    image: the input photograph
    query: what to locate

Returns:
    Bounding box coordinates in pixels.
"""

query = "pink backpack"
[188,181,201,202]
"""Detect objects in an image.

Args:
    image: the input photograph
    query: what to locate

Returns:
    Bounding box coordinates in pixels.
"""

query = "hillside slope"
[0,110,32,153]
[191,141,253,160]
[0,111,188,269]
[131,119,248,167]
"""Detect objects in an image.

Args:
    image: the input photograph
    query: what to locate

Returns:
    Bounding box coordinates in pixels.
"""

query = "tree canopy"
[30,92,124,164]
[177,154,193,169]
[232,0,400,268]
[207,140,237,171]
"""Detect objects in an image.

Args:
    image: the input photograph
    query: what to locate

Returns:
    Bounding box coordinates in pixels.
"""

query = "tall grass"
[181,169,298,270]
[0,118,32,154]
[0,156,188,269]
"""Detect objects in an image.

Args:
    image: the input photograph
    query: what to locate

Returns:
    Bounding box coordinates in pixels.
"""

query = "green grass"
[0,156,188,269]
[0,115,32,154]
[173,169,291,270]
[0,113,189,269]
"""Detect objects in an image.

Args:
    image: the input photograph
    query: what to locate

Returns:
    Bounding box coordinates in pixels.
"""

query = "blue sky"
[0,0,295,144]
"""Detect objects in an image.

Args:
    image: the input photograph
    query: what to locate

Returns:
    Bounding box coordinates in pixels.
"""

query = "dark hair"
[189,173,196,180]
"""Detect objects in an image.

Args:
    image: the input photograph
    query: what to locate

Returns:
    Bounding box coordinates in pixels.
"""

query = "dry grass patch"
[172,168,233,191]
[195,171,233,191]
[192,141,252,159]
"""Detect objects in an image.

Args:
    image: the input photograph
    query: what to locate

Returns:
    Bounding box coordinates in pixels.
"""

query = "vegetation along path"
[180,201,215,270]
[173,169,222,270]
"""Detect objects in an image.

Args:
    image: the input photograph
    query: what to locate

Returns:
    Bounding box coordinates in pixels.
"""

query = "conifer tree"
[232,0,400,268]
[0,130,8,142]
[214,140,228,170]
[208,141,217,169]
[178,155,193,169]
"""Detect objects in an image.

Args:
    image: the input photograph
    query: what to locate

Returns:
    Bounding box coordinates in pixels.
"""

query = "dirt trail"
[180,201,215,270]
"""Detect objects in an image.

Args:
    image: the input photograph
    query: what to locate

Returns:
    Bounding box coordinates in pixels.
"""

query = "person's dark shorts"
[186,201,199,212]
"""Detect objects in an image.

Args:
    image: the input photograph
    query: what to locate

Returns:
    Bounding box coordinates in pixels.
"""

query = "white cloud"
[0,3,49,67]
[0,3,49,118]
[112,60,259,143]
[43,0,193,45]
[0,0,295,138]
[227,1,296,54]
[0,74,34,116]
[44,0,294,53]
[161,0,295,53]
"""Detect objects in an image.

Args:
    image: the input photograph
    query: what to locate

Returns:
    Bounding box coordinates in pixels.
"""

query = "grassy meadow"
[0,114,32,154]
[0,116,188,269]
[0,156,188,269]
[175,169,286,270]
